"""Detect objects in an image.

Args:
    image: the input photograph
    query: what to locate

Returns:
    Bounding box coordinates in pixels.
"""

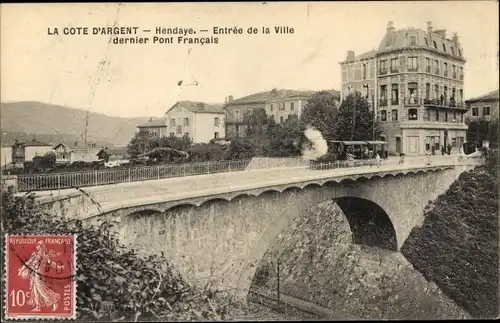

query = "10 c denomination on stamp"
[5,234,77,320]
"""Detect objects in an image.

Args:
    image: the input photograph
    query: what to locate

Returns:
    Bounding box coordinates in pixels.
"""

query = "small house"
[70,148,102,163]
[52,142,72,164]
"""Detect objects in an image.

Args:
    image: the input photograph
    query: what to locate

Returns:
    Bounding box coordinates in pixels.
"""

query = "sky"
[1,1,498,118]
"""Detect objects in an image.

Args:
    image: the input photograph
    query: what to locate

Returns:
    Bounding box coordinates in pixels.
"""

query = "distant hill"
[0,101,160,147]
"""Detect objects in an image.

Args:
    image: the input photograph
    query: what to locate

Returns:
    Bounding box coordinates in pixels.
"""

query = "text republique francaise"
[47,26,295,45]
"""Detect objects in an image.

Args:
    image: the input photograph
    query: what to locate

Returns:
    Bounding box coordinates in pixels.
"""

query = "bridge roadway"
[32,155,465,215]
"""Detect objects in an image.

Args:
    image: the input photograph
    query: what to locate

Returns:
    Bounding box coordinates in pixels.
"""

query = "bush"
[1,188,239,321]
[401,168,499,318]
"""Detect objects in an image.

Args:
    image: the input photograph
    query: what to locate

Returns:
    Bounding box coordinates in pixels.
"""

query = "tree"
[223,137,257,160]
[127,130,154,158]
[243,108,270,139]
[335,91,381,141]
[301,91,340,149]
[264,115,306,157]
[467,118,498,149]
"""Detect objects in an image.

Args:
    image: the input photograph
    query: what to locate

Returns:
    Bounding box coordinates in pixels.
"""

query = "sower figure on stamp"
[18,240,64,312]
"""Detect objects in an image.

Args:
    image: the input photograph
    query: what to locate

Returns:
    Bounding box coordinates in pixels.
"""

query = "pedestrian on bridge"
[399,153,405,165]
[375,153,381,168]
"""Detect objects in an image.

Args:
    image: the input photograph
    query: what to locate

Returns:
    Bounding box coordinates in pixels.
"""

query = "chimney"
[434,29,447,38]
[346,50,355,60]
[427,21,433,33]
[228,95,234,103]
[452,32,459,43]
[386,21,395,33]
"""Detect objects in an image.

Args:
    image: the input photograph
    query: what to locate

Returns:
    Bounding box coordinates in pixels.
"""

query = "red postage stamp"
[5,234,77,320]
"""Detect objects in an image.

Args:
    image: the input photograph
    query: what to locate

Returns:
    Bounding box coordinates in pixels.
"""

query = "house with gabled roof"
[136,118,168,138]
[223,88,336,138]
[52,142,72,164]
[164,101,225,144]
[465,89,499,120]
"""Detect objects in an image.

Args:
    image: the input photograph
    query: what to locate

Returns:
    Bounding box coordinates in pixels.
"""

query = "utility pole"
[83,110,89,148]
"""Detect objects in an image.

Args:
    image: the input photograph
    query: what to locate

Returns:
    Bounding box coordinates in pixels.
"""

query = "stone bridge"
[34,158,479,302]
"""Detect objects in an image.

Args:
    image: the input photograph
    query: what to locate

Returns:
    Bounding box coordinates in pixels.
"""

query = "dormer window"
[442,43,447,52]
[451,46,455,55]
[458,49,462,56]
[433,41,437,49]
[409,36,416,46]
[424,38,428,46]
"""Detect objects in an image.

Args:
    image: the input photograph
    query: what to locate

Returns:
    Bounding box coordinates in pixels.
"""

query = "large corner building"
[340,21,468,156]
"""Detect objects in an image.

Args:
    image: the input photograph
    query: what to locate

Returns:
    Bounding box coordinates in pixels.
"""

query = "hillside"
[0,101,159,146]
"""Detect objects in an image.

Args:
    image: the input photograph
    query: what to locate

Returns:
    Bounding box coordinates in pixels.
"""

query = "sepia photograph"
[1,1,499,321]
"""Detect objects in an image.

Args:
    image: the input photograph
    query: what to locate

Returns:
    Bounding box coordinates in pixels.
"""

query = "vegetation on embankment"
[401,165,499,318]
[0,187,253,322]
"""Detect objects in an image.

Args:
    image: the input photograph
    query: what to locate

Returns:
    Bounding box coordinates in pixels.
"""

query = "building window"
[380,110,387,121]
[409,36,416,46]
[280,116,284,123]
[434,84,439,99]
[408,109,418,120]
[183,118,189,126]
[390,58,398,73]
[424,37,428,46]
[279,103,285,111]
[391,84,399,104]
[484,106,491,116]
[433,41,437,49]
[363,63,367,79]
[434,60,439,75]
[170,119,176,127]
[214,117,220,126]
[391,109,398,121]
[235,110,240,121]
[445,111,448,122]
[214,132,219,139]
[408,82,418,103]
[379,60,387,74]
[472,107,478,117]
[461,114,464,123]
[380,84,387,99]
[444,62,448,77]
[458,49,462,56]
[453,112,457,121]
[408,57,418,71]
[425,58,431,73]
[425,83,430,99]
[442,43,447,52]
[426,109,431,121]
[270,104,273,112]
[176,126,182,134]
[435,110,439,121]
[452,65,456,79]
[290,102,295,111]
[235,125,240,136]
[451,46,455,55]
[459,67,463,80]
[459,89,463,102]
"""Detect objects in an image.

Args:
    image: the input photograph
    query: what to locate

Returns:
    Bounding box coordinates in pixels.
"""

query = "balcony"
[379,99,388,107]
[379,68,388,75]
[444,71,448,77]
[390,68,399,73]
[391,98,399,105]
[452,73,457,79]
[435,69,440,75]
[423,98,468,111]
[404,96,421,107]
[407,66,418,72]
[425,67,431,73]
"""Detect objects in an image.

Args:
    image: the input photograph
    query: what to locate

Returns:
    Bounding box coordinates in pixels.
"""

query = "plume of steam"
[302,126,328,161]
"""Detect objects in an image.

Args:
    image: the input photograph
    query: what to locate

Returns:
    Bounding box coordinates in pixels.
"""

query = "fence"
[17,159,251,192]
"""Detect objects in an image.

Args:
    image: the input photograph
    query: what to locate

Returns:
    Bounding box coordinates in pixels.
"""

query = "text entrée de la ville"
[46,26,295,45]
